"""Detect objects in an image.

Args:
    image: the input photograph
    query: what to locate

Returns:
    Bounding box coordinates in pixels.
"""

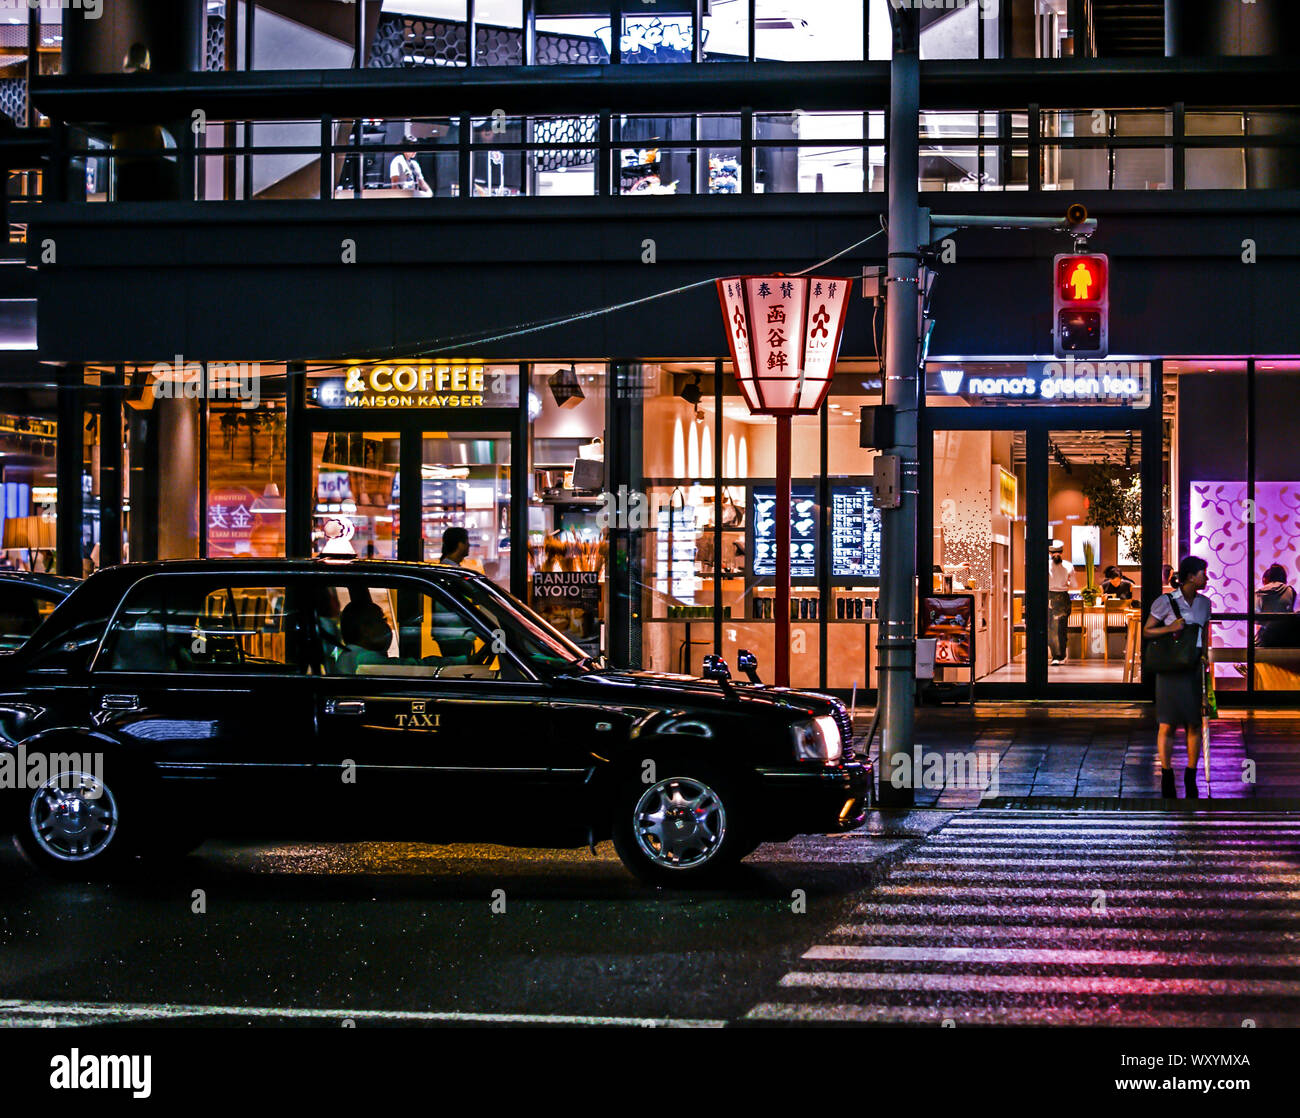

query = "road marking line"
[0,1000,726,1028]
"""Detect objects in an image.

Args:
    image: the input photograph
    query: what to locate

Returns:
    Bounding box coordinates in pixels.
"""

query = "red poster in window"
[207,486,259,556]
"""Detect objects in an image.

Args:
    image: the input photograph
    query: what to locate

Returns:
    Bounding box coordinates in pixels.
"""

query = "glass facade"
[8,355,1294,703]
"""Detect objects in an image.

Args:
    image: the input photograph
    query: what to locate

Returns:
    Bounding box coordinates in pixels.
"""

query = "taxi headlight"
[792,716,842,763]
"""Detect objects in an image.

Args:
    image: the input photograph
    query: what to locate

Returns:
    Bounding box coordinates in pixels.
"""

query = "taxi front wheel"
[13,766,133,878]
[611,769,750,886]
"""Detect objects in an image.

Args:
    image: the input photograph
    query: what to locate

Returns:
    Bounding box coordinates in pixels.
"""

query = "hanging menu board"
[751,486,818,580]
[831,485,882,579]
[655,506,697,599]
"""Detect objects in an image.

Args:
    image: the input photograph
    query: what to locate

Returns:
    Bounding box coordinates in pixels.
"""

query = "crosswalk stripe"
[872,884,1300,902]
[779,971,1300,996]
[905,857,1295,867]
[927,837,1299,846]
[802,944,1300,967]
[942,819,1300,828]
[892,869,1300,884]
[745,1003,1300,1027]
[850,902,1300,919]
[828,923,1300,945]
[940,823,1300,830]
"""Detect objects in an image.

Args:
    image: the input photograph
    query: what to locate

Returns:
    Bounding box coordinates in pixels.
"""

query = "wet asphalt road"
[3,809,1298,1027]
[0,813,943,1026]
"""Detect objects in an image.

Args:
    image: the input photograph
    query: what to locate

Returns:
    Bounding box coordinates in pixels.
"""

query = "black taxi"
[0,560,871,886]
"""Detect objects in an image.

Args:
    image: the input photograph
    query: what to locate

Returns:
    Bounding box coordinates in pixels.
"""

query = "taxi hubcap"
[30,773,118,862]
[633,777,726,870]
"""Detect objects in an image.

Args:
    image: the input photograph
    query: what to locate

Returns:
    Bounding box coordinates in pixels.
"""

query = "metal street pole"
[774,413,792,687]
[877,7,922,806]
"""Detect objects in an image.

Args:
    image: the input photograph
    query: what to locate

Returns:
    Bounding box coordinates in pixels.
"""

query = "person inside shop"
[390,134,432,197]
[1048,539,1076,666]
[1256,563,1296,614]
[1143,556,1212,800]
[439,526,470,567]
[1102,565,1135,601]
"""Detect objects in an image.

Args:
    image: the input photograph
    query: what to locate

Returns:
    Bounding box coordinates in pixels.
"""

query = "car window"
[98,579,304,674]
[312,580,513,681]
[0,585,63,648]
[436,577,586,675]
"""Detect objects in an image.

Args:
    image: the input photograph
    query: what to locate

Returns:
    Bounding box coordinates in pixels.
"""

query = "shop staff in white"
[1048,539,1076,666]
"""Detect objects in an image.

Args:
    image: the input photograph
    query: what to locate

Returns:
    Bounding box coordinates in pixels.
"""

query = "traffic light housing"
[1053,253,1109,358]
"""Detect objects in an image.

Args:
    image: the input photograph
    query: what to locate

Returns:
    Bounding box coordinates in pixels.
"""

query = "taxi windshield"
[441,576,589,675]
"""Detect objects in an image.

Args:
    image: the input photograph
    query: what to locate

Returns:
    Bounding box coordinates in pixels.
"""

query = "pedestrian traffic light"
[1053,253,1109,358]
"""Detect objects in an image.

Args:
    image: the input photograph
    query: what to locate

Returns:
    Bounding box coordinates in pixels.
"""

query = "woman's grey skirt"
[1155,666,1202,727]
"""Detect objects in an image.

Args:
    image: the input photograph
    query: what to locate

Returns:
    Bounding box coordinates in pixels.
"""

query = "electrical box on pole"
[1053,253,1109,358]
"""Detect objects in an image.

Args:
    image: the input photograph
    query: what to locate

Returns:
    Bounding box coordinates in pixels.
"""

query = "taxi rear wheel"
[611,768,749,886]
[13,766,133,878]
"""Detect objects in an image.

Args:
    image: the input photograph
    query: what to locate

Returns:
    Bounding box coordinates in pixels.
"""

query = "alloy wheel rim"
[29,771,118,862]
[633,776,726,870]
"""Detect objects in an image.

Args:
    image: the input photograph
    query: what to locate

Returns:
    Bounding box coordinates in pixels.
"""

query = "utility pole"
[876,5,922,807]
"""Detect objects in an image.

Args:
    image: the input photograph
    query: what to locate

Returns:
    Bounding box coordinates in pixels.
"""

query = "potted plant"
[1081,540,1099,606]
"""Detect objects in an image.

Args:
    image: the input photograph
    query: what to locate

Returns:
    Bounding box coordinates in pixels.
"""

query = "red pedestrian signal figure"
[1068,261,1095,300]
[1053,253,1109,357]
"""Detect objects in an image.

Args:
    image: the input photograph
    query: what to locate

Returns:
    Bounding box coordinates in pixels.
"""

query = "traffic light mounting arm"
[927,209,1098,249]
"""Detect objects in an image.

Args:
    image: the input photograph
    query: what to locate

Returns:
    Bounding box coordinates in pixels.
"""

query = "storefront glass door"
[928,420,1152,697]
[930,428,1028,688]
[420,431,512,592]
[310,429,400,560]
[1045,427,1144,686]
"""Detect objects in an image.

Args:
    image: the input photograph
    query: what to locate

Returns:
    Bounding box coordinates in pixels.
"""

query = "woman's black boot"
[1185,767,1200,799]
[1161,768,1176,799]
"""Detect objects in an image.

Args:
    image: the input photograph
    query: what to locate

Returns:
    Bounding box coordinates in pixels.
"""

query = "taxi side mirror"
[702,654,731,682]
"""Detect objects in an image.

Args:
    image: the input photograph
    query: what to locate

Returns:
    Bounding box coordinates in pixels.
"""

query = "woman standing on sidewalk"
[1143,556,1212,799]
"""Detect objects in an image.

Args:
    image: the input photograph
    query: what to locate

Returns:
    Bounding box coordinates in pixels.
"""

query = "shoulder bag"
[1144,592,1201,674]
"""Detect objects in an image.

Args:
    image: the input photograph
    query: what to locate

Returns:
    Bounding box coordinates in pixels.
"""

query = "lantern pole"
[774,412,792,687]
[877,5,922,806]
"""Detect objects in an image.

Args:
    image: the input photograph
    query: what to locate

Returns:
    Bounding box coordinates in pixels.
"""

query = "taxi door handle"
[101,694,141,712]
[326,699,366,716]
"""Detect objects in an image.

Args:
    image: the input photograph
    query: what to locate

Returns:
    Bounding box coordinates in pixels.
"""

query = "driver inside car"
[335,600,419,675]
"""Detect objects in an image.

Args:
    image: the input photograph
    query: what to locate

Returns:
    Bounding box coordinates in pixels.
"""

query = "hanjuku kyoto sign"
[716,275,854,414]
